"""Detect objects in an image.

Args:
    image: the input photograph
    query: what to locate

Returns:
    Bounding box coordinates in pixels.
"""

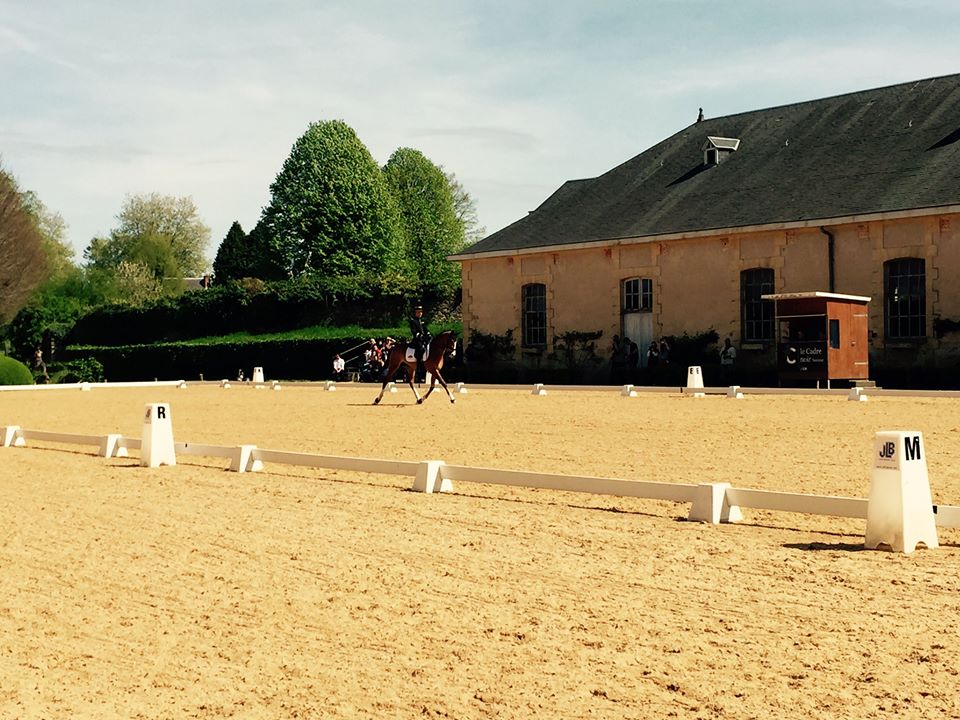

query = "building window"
[884,258,925,339]
[522,283,547,347]
[622,278,653,312]
[740,268,775,342]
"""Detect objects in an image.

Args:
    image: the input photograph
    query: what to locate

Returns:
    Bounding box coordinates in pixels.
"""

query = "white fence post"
[688,483,742,524]
[2,426,25,447]
[412,460,451,493]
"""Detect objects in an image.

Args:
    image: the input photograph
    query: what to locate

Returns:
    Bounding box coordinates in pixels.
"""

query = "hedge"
[65,337,466,383]
[66,281,453,347]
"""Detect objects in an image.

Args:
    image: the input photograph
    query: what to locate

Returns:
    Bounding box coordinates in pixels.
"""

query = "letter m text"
[904,435,922,462]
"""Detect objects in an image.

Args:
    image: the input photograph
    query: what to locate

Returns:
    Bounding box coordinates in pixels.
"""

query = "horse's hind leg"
[373,361,399,404]
[404,362,423,404]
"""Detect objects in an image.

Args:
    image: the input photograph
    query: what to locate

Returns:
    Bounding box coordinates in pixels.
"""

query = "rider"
[409,304,431,382]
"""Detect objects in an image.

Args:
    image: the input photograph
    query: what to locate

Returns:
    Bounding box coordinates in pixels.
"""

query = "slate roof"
[458,74,960,257]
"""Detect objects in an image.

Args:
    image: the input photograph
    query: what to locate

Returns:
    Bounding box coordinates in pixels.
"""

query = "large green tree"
[0,166,48,321]
[83,193,211,280]
[383,148,466,298]
[262,120,401,279]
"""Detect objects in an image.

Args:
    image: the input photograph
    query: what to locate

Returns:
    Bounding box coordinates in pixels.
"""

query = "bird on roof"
[697,107,704,123]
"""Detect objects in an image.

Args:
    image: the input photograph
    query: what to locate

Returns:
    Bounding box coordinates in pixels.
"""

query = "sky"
[3,0,960,265]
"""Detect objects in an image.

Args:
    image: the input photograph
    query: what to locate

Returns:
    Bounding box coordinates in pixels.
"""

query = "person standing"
[409,305,431,383]
[658,338,671,365]
[609,335,623,384]
[33,347,49,384]
[719,336,737,382]
[646,341,660,370]
[627,340,640,381]
[332,353,345,381]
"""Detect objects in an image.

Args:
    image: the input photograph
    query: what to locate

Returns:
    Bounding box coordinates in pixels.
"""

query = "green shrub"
[0,355,34,385]
[55,357,105,383]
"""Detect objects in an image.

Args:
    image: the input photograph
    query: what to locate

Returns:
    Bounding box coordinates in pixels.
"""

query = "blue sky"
[3,0,960,263]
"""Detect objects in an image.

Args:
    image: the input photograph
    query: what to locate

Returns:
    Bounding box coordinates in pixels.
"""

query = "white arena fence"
[6,376,960,400]
[3,420,960,535]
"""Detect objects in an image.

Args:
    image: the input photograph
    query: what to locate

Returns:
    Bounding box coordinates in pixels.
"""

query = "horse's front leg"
[421,371,438,402]
[431,369,456,404]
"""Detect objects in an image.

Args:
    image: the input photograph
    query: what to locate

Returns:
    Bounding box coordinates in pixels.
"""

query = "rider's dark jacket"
[409,315,428,347]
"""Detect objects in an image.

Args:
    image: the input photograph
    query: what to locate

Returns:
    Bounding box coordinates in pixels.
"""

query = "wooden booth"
[762,292,871,387]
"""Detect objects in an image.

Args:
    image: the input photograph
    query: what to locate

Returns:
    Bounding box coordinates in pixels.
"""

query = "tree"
[383,148,465,299]
[445,171,485,246]
[21,189,75,281]
[262,120,401,279]
[212,220,286,282]
[0,165,48,322]
[83,193,211,280]
[212,221,247,281]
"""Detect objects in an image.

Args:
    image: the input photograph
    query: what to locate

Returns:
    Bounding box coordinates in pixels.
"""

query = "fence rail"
[4,422,960,531]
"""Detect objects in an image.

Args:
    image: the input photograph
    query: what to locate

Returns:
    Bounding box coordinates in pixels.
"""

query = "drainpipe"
[820,227,835,293]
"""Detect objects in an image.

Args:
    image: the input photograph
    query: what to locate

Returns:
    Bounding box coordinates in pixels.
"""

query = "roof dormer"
[702,136,740,166]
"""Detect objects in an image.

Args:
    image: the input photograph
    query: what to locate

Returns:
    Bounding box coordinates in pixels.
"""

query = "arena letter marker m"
[865,431,938,553]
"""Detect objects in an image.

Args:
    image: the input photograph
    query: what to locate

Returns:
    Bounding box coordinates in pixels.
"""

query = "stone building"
[452,74,960,383]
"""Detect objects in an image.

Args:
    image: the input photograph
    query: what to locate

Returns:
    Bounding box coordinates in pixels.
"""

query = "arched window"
[521,283,547,347]
[740,268,775,342]
[884,258,925,339]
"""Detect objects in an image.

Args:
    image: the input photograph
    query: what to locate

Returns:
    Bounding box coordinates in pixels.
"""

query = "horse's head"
[442,332,457,358]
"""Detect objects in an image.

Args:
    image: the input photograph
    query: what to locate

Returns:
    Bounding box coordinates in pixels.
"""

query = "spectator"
[332,353,345,381]
[627,340,640,380]
[659,338,671,364]
[610,334,623,383]
[33,347,49,384]
[719,337,737,382]
[646,341,660,370]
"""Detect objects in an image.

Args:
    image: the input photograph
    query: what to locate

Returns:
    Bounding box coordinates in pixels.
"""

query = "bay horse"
[373,330,458,405]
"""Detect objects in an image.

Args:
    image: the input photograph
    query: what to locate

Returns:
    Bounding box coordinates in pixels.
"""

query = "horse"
[373,330,458,405]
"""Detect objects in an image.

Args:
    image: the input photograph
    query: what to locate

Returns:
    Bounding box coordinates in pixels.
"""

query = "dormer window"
[702,136,740,165]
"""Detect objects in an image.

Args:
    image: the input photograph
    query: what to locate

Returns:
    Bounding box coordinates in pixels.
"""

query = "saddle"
[404,347,426,362]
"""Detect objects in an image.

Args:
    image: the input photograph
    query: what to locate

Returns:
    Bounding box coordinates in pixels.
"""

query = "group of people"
[330,337,396,382]
[358,336,396,381]
[610,335,671,383]
[610,334,737,383]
